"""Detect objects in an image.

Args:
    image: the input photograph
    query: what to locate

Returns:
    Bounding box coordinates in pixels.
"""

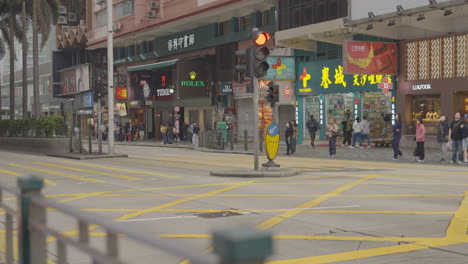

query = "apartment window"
[96,10,107,27]
[219,20,232,36]
[115,0,135,19]
[278,0,348,31]
[262,10,272,26]
[239,15,252,32]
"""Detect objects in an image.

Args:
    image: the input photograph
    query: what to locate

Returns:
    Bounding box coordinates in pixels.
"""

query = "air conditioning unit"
[58,6,67,14]
[150,1,159,9]
[61,25,70,33]
[58,16,68,25]
[68,12,77,22]
[112,23,122,32]
[147,10,159,18]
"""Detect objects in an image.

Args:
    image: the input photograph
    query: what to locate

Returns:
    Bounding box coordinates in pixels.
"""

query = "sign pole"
[106,0,115,154]
[98,95,103,154]
[253,77,259,171]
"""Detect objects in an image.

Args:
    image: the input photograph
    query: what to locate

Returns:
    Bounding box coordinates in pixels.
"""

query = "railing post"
[213,226,273,264]
[17,175,45,264]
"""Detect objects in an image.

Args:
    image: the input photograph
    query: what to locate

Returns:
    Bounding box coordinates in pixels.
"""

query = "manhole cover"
[196,211,243,219]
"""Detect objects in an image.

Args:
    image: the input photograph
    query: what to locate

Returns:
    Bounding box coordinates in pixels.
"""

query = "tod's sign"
[412,84,432,91]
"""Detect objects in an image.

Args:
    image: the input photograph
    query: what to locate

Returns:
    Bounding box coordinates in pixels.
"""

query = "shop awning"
[127,59,178,72]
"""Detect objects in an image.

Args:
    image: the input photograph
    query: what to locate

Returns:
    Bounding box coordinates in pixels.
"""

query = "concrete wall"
[0,137,69,154]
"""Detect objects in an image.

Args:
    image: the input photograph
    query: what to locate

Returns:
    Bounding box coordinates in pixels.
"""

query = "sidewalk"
[106,139,466,166]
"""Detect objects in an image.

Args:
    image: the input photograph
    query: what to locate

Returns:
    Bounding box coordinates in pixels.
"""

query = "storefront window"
[326,93,353,124]
[305,96,321,136]
[362,92,392,139]
[410,95,441,135]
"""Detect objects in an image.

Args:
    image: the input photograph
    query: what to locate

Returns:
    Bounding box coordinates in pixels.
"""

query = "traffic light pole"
[98,94,102,154]
[253,77,259,171]
[106,0,115,154]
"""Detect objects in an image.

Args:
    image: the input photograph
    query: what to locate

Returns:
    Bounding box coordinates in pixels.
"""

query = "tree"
[0,0,23,120]
[32,0,58,119]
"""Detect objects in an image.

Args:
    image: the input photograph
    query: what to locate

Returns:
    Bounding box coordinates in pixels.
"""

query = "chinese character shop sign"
[296,59,394,95]
[265,57,295,81]
[168,34,195,52]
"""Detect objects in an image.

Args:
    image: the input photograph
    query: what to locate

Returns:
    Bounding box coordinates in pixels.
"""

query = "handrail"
[31,196,218,264]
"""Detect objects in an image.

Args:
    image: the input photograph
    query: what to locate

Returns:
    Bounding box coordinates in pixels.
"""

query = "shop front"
[297,59,396,144]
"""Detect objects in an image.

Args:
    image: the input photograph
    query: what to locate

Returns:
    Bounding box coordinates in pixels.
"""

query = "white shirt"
[353,122,363,133]
[361,119,370,134]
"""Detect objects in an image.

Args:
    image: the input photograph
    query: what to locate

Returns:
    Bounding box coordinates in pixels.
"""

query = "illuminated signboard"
[115,87,127,100]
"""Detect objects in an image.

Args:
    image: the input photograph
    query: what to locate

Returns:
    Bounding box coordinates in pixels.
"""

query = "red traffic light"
[254,32,270,46]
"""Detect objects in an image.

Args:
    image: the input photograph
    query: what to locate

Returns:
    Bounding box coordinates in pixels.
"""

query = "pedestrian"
[167,123,173,144]
[449,112,464,164]
[361,116,371,148]
[327,118,339,157]
[306,115,320,148]
[415,118,425,163]
[342,116,353,147]
[462,113,468,163]
[285,121,294,157]
[124,122,130,141]
[392,113,403,160]
[437,116,450,162]
[291,120,298,156]
[161,123,168,144]
[188,122,194,143]
[351,117,363,149]
[138,122,145,141]
[192,122,200,148]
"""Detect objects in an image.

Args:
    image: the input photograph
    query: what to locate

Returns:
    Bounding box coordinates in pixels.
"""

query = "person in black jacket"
[449,112,464,164]
[285,121,294,157]
[437,116,450,162]
[306,115,320,148]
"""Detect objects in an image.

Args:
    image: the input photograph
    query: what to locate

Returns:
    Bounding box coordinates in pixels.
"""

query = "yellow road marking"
[59,161,176,178]
[5,165,58,185]
[257,175,378,230]
[446,191,468,239]
[254,182,468,186]
[129,157,249,169]
[34,162,142,181]
[117,208,453,214]
[82,209,140,212]
[158,234,427,242]
[8,164,101,184]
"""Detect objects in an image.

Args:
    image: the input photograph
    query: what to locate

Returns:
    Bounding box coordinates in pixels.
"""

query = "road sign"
[265,123,279,161]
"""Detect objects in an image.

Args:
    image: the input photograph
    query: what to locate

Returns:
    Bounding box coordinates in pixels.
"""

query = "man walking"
[449,112,464,164]
[306,115,320,148]
[192,122,200,148]
[361,116,371,148]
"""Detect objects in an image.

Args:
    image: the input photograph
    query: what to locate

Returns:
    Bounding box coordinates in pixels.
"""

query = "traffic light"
[234,48,253,77]
[249,29,270,77]
[265,81,279,107]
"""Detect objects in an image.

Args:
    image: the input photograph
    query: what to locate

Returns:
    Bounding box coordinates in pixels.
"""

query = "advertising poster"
[59,64,91,95]
[344,41,397,75]
[264,57,296,81]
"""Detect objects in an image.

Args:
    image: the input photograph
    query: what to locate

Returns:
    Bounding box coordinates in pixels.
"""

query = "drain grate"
[195,211,243,219]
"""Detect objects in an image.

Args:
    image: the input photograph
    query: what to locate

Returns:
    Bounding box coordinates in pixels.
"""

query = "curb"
[210,169,300,178]
[47,153,128,160]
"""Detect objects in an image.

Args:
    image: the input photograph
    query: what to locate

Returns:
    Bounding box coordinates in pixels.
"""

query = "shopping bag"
[447,141,453,151]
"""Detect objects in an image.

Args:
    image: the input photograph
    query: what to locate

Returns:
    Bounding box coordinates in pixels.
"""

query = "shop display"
[327,94,353,124]
[305,96,321,132]
[362,93,392,139]
[411,95,441,135]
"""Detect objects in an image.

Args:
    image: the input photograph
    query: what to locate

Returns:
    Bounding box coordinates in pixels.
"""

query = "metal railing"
[199,129,234,151]
[1,175,273,264]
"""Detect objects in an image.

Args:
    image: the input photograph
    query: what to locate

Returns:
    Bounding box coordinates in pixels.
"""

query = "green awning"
[127,59,178,72]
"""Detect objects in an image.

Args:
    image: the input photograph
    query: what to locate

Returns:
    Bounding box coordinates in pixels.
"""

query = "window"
[239,15,252,32]
[115,0,135,19]
[278,0,348,31]
[410,95,441,135]
[219,20,232,36]
[262,10,272,26]
[96,10,107,27]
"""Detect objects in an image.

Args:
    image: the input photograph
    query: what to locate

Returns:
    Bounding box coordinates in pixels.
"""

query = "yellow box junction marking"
[59,161,176,178]
[33,162,142,181]
[4,165,58,185]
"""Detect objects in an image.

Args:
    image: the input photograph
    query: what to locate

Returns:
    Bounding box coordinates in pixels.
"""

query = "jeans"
[329,136,337,156]
[393,136,402,159]
[309,131,317,147]
[352,132,362,147]
[286,139,292,155]
[192,134,199,147]
[361,134,371,146]
[163,133,169,144]
[440,142,447,160]
[416,141,425,160]
[290,138,297,154]
[452,140,463,162]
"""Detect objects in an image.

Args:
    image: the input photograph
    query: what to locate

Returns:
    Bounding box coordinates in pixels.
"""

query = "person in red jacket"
[415,118,426,162]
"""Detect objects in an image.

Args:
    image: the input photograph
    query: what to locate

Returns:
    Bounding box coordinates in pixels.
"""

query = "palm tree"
[32,0,58,119]
[0,0,23,120]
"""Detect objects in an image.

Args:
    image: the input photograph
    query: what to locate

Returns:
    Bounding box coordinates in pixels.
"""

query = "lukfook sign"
[412,84,432,91]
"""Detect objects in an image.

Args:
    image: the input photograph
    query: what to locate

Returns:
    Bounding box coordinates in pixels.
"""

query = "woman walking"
[392,113,403,160]
[437,116,450,162]
[327,119,339,157]
[351,117,363,149]
[285,121,294,157]
[415,118,426,162]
